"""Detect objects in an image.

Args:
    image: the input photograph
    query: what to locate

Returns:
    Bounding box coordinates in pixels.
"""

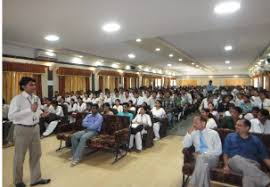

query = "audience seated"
[117,103,134,121]
[201,108,217,129]
[151,100,166,141]
[250,109,270,134]
[223,119,270,186]
[70,104,103,166]
[129,106,152,152]
[183,115,222,187]
[101,103,114,115]
[219,106,242,130]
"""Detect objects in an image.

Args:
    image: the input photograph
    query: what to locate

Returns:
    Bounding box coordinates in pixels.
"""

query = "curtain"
[99,75,119,91]
[3,71,38,103]
[59,76,65,96]
[179,80,198,86]
[64,76,87,93]
[85,77,90,91]
[224,79,247,86]
[33,74,42,98]
[99,76,104,91]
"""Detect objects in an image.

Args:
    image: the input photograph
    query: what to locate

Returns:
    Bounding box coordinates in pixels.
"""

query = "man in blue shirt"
[223,119,270,187]
[206,80,214,94]
[70,104,103,166]
[117,103,133,122]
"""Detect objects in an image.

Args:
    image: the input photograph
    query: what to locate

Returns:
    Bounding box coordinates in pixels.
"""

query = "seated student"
[42,100,64,137]
[244,106,260,121]
[70,104,103,166]
[127,100,136,112]
[201,108,217,129]
[133,91,145,106]
[208,102,219,121]
[129,106,152,152]
[162,91,175,128]
[117,103,133,121]
[67,98,78,123]
[223,119,270,187]
[183,116,222,187]
[101,103,114,115]
[104,92,113,107]
[250,109,270,134]
[113,99,123,113]
[217,95,231,113]
[220,106,242,130]
[77,97,87,113]
[260,91,270,110]
[239,95,253,114]
[151,100,166,141]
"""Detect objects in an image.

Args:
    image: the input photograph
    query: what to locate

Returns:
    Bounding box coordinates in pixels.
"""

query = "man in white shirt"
[250,109,270,134]
[251,90,262,108]
[260,92,270,109]
[183,115,222,187]
[8,77,50,187]
[133,92,145,106]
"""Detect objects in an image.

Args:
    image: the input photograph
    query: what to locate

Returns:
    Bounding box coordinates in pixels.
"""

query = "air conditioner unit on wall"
[34,49,57,61]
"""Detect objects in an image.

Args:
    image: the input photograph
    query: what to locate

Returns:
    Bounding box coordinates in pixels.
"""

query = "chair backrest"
[100,115,130,135]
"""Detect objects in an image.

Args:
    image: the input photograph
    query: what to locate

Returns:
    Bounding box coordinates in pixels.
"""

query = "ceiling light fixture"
[72,57,83,64]
[196,65,199,67]
[128,53,136,59]
[102,22,121,33]
[214,1,241,15]
[45,51,55,57]
[224,45,233,51]
[112,64,119,68]
[234,75,239,78]
[125,65,131,70]
[95,61,103,66]
[44,34,59,42]
[136,38,142,42]
[169,54,174,57]
[192,63,195,65]
[225,60,231,64]
[155,48,161,51]
[167,64,172,67]
[228,66,232,70]
[178,58,183,62]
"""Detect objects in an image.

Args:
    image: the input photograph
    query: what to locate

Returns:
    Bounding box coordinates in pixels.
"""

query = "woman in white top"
[129,106,152,151]
[201,108,217,129]
[113,99,123,113]
[151,100,166,141]
[250,109,270,134]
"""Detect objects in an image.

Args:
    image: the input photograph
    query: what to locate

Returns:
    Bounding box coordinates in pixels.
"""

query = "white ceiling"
[3,0,270,75]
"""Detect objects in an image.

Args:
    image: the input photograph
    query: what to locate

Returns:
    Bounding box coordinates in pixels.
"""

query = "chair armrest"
[182,146,195,163]
[115,128,129,136]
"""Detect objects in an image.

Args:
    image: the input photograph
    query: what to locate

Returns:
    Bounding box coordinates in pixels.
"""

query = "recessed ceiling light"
[268,53,270,57]
[102,22,121,33]
[225,60,231,64]
[112,64,119,68]
[228,66,232,70]
[138,65,143,69]
[196,65,199,67]
[169,54,174,57]
[95,61,103,66]
[167,64,172,67]
[136,38,142,42]
[128,53,136,59]
[258,61,262,65]
[155,48,161,51]
[44,34,59,42]
[214,1,241,15]
[178,58,183,62]
[77,55,83,58]
[192,63,195,65]
[47,49,54,52]
[234,75,239,78]
[224,45,233,51]
[125,65,131,70]
[72,57,83,64]
[45,51,55,57]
